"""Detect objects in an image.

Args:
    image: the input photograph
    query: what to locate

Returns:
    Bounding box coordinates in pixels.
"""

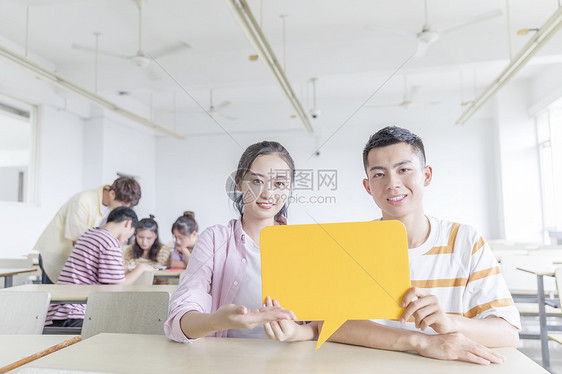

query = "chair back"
[0,291,50,334]
[81,291,170,339]
[133,270,155,285]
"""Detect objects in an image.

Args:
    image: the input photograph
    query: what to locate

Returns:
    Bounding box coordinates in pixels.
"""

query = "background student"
[34,176,141,284]
[266,126,520,365]
[165,141,296,342]
[170,211,199,269]
[124,215,172,270]
[45,207,154,328]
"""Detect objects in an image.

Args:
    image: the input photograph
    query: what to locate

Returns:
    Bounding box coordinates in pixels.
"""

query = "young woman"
[170,211,198,269]
[165,141,297,342]
[124,215,172,270]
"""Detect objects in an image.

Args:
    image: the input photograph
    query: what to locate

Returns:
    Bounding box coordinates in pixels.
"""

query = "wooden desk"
[0,284,178,304]
[0,268,36,288]
[516,266,561,371]
[0,335,78,371]
[16,333,547,373]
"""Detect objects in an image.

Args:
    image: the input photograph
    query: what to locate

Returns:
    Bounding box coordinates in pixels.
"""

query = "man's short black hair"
[363,126,426,171]
[107,206,139,229]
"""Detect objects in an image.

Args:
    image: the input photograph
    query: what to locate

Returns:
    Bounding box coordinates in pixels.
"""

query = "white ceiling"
[0,0,561,118]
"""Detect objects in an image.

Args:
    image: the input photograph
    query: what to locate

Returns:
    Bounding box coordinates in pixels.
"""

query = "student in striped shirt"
[45,207,154,328]
[265,126,520,365]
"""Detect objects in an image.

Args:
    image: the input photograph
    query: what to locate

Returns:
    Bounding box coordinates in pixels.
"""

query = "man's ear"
[423,165,433,187]
[362,178,372,196]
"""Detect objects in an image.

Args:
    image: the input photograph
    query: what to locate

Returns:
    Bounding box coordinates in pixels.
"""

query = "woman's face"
[173,229,197,250]
[136,228,157,251]
[237,154,292,222]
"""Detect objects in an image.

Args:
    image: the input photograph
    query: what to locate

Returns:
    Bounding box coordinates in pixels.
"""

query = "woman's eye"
[251,179,263,184]
[373,172,383,178]
[275,181,286,188]
[400,168,410,173]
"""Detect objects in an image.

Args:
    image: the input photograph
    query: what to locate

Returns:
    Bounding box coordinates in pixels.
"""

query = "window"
[0,95,37,203]
[536,98,562,243]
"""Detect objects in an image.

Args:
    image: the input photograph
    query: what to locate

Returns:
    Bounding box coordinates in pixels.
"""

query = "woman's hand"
[212,302,296,331]
[263,296,317,342]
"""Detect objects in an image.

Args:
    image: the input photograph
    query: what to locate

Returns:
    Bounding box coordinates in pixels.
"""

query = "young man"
[265,126,520,365]
[34,177,142,283]
[44,207,154,328]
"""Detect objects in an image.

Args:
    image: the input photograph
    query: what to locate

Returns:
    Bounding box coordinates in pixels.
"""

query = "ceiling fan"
[205,89,235,120]
[416,1,503,57]
[71,0,190,79]
[369,1,502,58]
[368,76,439,109]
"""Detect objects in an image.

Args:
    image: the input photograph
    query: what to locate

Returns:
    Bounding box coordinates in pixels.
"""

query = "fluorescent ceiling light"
[226,0,314,135]
[0,44,184,140]
[456,6,562,125]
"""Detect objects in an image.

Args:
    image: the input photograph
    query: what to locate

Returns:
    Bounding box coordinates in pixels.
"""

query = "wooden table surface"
[0,284,178,303]
[0,335,76,369]
[16,333,548,374]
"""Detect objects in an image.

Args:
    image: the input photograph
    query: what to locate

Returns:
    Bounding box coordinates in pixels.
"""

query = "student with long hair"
[170,212,198,268]
[165,141,298,342]
[124,215,172,270]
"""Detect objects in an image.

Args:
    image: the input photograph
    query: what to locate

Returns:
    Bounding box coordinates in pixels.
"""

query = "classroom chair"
[548,267,562,346]
[81,291,170,339]
[500,255,558,297]
[133,270,155,285]
[0,291,50,334]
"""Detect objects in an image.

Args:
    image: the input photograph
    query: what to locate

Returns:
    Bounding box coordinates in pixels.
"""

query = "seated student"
[165,141,297,342]
[45,207,154,328]
[124,215,172,270]
[265,126,521,365]
[34,176,142,284]
[169,211,198,268]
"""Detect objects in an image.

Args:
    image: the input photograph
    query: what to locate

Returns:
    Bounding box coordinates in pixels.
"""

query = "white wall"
[154,96,501,244]
[0,104,84,258]
[493,79,543,243]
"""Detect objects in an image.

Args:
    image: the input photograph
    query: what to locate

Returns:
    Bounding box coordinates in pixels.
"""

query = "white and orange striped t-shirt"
[375,216,521,333]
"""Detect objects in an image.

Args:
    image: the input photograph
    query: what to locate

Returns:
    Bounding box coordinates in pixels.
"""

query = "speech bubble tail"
[316,319,345,350]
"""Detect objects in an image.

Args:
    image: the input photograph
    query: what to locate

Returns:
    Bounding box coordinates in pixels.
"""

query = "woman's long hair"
[132,215,162,261]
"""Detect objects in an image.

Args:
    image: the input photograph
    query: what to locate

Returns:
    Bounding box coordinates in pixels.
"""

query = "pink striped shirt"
[45,227,126,324]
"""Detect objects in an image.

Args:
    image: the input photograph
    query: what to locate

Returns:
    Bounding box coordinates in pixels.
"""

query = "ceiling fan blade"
[149,41,191,59]
[213,101,231,112]
[408,101,440,107]
[71,44,130,59]
[415,41,430,58]
[438,9,502,34]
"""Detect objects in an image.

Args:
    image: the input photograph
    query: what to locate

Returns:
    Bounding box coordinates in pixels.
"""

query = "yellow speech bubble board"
[261,220,410,349]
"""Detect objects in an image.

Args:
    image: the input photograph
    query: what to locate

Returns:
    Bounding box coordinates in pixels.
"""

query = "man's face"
[363,142,432,221]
